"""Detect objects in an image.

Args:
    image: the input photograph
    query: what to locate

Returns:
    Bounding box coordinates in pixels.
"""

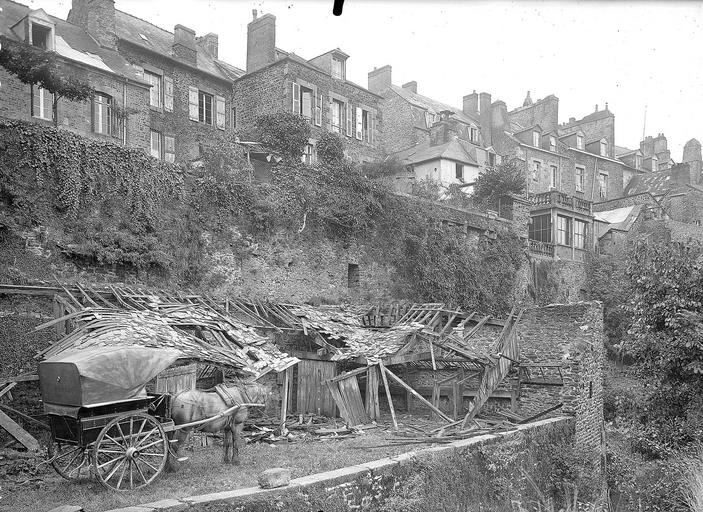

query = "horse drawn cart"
[39,345,248,491]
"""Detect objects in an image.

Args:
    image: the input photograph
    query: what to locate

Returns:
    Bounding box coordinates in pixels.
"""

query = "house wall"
[117,41,234,162]
[376,89,422,154]
[233,59,382,162]
[509,95,559,134]
[0,64,151,151]
[413,159,480,187]
[662,191,703,224]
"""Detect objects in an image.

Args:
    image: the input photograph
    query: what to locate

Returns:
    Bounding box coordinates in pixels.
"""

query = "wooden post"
[405,363,413,413]
[431,378,440,420]
[280,367,291,435]
[382,365,453,423]
[378,362,398,431]
[365,366,380,420]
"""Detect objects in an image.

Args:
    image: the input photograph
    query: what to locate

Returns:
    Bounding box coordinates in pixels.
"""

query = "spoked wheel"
[49,442,92,480]
[93,412,168,491]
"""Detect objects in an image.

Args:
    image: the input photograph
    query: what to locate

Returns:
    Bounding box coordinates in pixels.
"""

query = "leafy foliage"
[316,131,345,165]
[0,36,93,125]
[254,112,311,161]
[473,159,526,208]
[360,155,407,179]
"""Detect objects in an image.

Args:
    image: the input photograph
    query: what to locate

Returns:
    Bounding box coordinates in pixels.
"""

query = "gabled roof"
[614,145,640,158]
[114,9,237,82]
[392,138,480,167]
[390,85,479,125]
[0,0,144,83]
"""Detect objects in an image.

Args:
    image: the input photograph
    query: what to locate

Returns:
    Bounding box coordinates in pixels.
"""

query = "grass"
[0,428,415,512]
[682,448,703,512]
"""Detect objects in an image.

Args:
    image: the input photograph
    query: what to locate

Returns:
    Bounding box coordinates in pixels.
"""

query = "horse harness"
[214,384,249,429]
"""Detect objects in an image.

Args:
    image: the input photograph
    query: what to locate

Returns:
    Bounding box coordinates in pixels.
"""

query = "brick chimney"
[368,65,391,94]
[402,81,417,94]
[68,0,116,49]
[246,11,276,73]
[479,92,492,147]
[196,33,218,59]
[173,25,197,64]
[429,111,460,146]
[463,91,478,115]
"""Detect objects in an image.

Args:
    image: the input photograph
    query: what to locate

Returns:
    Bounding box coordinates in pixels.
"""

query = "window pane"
[150,131,161,159]
[529,214,552,243]
[146,71,162,108]
[94,93,112,135]
[301,89,313,119]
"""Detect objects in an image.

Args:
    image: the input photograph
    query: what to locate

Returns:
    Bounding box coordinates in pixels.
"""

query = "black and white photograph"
[0,0,702,510]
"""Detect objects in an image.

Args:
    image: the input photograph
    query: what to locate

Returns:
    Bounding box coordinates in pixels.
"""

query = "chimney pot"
[246,13,276,72]
[173,24,197,64]
[595,104,599,112]
[252,9,257,19]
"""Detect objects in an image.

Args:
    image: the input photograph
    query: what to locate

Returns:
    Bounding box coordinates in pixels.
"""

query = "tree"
[472,159,526,208]
[254,112,311,161]
[0,36,93,127]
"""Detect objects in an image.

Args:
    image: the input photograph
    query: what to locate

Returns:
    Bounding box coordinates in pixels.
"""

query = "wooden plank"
[0,409,40,452]
[0,374,39,386]
[280,368,290,434]
[382,366,453,423]
[339,376,368,426]
[327,366,368,384]
[378,362,398,431]
[0,383,17,400]
[0,404,50,431]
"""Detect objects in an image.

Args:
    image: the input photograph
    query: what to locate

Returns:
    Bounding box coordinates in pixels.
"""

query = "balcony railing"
[531,191,592,214]
[529,240,555,257]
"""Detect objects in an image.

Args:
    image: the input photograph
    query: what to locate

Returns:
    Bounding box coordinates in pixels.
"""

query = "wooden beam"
[0,409,40,452]
[0,383,17,400]
[378,362,398,431]
[381,365,453,423]
[280,367,291,435]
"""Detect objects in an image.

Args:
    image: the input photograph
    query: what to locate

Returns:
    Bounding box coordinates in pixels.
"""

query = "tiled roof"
[390,85,480,125]
[114,9,236,81]
[392,138,479,166]
[624,169,687,197]
[0,0,144,82]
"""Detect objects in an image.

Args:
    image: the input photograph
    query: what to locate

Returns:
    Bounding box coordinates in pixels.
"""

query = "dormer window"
[576,134,584,150]
[470,127,478,142]
[635,154,642,170]
[549,136,557,152]
[331,56,345,80]
[30,22,53,50]
[533,131,540,147]
[600,140,608,157]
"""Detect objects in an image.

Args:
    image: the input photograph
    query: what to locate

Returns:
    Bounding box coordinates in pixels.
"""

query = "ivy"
[473,159,525,209]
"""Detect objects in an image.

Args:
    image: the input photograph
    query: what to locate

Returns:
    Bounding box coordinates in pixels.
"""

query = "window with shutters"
[164,135,175,163]
[355,107,373,143]
[31,85,53,121]
[163,77,174,112]
[93,92,113,135]
[557,215,572,246]
[315,93,322,126]
[550,165,558,189]
[532,160,541,181]
[331,57,345,80]
[331,99,344,133]
[598,172,608,198]
[215,95,225,130]
[529,214,552,243]
[150,130,162,159]
[574,219,587,249]
[145,71,162,109]
[346,103,353,137]
[300,87,313,120]
[198,91,213,125]
[575,166,585,192]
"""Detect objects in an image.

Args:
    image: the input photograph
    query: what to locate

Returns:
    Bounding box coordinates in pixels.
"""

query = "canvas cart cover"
[39,346,181,407]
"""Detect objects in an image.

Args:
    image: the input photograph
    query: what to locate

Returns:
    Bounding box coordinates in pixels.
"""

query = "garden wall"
[104,417,593,512]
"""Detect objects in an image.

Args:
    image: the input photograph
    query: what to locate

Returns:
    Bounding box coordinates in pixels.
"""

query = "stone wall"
[117,41,234,162]
[103,417,594,512]
[0,65,151,151]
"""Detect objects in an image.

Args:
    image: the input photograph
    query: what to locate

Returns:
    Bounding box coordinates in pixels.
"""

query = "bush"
[473,159,525,209]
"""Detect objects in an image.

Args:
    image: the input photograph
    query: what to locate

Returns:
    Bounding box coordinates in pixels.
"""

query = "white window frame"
[600,140,608,157]
[598,172,608,199]
[549,136,556,152]
[29,21,54,50]
[557,215,572,246]
[532,160,541,181]
[32,85,53,121]
[331,99,343,133]
[144,70,162,109]
[331,56,345,80]
[150,130,162,159]
[575,166,585,192]
[198,90,214,125]
[164,135,175,162]
[550,164,558,189]
[455,163,464,180]
[576,134,584,150]
[574,219,587,249]
[93,92,113,136]
[533,131,540,147]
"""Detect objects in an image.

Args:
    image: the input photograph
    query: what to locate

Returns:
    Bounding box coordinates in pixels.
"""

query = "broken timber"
[0,409,41,452]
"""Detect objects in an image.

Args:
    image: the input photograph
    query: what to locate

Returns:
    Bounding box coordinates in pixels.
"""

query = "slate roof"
[0,0,145,83]
[614,145,639,157]
[114,9,239,81]
[390,85,480,126]
[392,138,480,166]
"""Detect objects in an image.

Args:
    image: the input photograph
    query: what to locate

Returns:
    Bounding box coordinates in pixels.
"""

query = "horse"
[168,380,270,469]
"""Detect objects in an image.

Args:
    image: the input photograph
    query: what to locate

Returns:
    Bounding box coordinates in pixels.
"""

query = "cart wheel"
[93,412,168,491]
[49,442,91,480]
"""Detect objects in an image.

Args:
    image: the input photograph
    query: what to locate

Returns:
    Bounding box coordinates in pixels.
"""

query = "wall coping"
[100,416,572,512]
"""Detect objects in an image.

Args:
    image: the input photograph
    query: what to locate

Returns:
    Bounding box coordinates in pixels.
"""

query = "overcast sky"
[38,0,703,159]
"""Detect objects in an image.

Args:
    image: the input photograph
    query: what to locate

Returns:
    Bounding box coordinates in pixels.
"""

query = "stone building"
[66,0,242,163]
[232,11,382,164]
[0,0,152,151]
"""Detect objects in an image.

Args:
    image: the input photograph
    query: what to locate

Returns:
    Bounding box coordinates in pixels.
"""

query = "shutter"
[315,93,322,126]
[355,107,362,140]
[164,76,174,112]
[216,95,226,130]
[188,86,198,121]
[326,97,333,131]
[370,115,375,144]
[292,82,300,114]
[346,103,352,137]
